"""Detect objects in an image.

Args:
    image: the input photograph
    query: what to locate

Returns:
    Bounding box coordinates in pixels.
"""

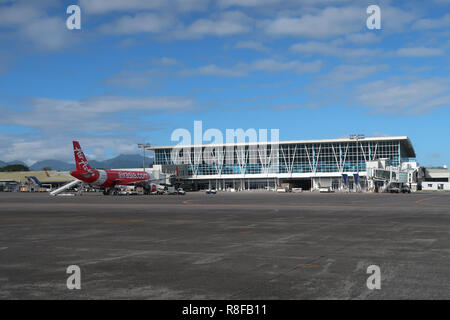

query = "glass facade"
[153,139,410,177]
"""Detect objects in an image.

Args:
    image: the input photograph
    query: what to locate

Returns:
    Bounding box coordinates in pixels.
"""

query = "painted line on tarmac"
[415,196,439,204]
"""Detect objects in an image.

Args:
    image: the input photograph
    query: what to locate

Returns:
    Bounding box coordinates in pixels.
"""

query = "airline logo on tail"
[73,141,94,173]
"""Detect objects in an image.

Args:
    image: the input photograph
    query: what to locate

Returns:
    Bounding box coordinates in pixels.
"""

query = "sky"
[0,0,449,166]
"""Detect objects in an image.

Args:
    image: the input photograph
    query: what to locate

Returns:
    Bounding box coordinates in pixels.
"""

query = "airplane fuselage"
[71,169,150,188]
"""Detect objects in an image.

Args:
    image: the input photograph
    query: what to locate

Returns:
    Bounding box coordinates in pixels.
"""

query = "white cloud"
[414,95,450,114]
[234,40,269,52]
[36,96,195,114]
[99,13,175,35]
[265,6,364,38]
[79,0,165,14]
[180,64,247,77]
[0,94,199,163]
[99,10,252,38]
[0,1,78,51]
[0,138,72,165]
[272,104,318,111]
[0,134,143,164]
[0,96,197,132]
[104,70,158,89]
[20,17,77,51]
[0,51,13,74]
[344,33,381,44]
[322,64,387,83]
[79,0,209,14]
[180,58,322,77]
[356,78,450,114]
[250,59,322,74]
[218,0,282,8]
[396,47,444,57]
[291,41,336,55]
[291,41,381,59]
[0,2,41,26]
[174,0,210,12]
[104,58,179,89]
[218,0,353,9]
[182,11,252,37]
[381,6,417,33]
[413,14,450,30]
[152,57,179,66]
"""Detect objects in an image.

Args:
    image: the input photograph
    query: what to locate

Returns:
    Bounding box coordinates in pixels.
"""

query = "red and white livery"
[70,141,157,194]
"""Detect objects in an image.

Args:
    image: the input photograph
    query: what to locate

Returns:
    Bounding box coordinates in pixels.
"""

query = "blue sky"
[0,0,449,166]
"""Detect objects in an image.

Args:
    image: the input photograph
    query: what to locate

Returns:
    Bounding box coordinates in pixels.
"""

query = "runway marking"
[415,196,438,204]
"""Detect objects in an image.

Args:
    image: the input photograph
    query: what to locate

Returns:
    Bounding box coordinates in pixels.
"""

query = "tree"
[0,164,30,172]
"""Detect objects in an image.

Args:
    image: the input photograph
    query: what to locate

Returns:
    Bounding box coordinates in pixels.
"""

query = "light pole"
[138,143,151,171]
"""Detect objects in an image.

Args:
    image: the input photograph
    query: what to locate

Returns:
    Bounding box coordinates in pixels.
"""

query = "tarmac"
[0,191,449,299]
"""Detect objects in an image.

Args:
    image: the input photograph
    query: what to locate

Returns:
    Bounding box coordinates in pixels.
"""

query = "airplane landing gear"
[103,188,119,195]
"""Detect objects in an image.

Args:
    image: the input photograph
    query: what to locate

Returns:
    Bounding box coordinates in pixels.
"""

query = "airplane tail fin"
[73,141,93,173]
[27,176,42,187]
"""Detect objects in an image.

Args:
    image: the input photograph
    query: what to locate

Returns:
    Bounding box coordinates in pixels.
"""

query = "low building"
[420,168,450,191]
[422,181,450,191]
[0,170,75,192]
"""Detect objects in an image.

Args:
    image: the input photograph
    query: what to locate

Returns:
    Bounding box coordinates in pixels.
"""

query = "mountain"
[30,160,75,171]
[0,160,27,168]
[90,154,153,169]
[22,154,154,171]
[9,160,26,166]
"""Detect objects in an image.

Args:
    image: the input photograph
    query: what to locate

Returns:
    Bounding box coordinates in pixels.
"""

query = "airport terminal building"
[150,136,417,191]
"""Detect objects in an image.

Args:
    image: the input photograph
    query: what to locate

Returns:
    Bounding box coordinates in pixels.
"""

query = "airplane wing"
[121,179,157,187]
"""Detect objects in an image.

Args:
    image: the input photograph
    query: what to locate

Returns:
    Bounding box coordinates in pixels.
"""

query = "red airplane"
[70,141,157,195]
